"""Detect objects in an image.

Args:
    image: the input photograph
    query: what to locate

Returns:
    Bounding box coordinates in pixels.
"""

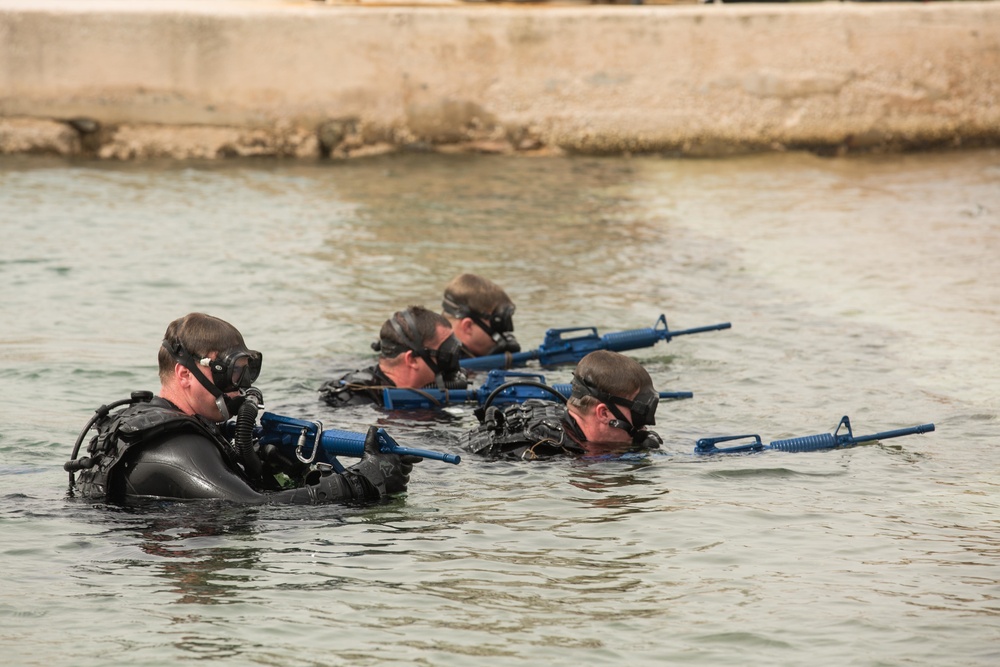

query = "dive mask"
[199,347,262,393]
[443,297,520,354]
[485,303,516,336]
[570,373,659,437]
[389,313,466,385]
[429,334,464,380]
[162,339,262,420]
[482,304,520,354]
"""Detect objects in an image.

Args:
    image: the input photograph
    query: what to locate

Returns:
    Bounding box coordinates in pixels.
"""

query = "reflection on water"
[109,506,263,606]
[0,150,998,666]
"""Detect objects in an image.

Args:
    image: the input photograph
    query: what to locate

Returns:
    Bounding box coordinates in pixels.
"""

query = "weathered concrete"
[1,0,999,159]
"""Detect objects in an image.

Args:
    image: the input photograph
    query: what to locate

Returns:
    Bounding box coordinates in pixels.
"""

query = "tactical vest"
[72,395,234,501]
[460,400,586,461]
[318,366,392,407]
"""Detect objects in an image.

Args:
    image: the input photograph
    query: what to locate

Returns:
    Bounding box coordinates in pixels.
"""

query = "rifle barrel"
[853,423,936,442]
[318,428,460,464]
[665,322,732,339]
[459,350,540,371]
[661,391,694,400]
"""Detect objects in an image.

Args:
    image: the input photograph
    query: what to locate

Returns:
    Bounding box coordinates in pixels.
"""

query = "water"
[1,150,998,666]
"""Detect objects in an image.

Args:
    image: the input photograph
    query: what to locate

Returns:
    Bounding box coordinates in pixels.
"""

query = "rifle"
[459,314,731,371]
[693,416,935,455]
[255,411,461,474]
[381,369,694,410]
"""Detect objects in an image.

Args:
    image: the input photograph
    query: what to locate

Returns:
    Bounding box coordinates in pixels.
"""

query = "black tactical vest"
[73,396,233,501]
[460,400,586,461]
[318,366,396,408]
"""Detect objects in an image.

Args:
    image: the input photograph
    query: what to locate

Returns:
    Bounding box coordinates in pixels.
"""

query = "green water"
[0,150,997,666]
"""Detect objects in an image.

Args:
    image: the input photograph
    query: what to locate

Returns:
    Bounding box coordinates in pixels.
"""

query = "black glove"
[343,426,423,500]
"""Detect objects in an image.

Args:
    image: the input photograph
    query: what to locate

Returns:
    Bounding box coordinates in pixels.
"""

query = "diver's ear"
[457,317,475,337]
[593,401,613,423]
[402,349,420,369]
[174,362,191,386]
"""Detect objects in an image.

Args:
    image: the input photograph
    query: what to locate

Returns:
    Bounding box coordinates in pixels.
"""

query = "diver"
[441,273,520,358]
[66,313,419,505]
[318,306,466,408]
[458,350,663,460]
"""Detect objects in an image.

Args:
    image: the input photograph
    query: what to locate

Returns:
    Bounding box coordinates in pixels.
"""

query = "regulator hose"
[65,391,154,485]
[234,387,264,485]
[482,380,567,411]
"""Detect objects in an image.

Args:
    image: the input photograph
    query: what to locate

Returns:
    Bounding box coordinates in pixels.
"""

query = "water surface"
[1,150,998,666]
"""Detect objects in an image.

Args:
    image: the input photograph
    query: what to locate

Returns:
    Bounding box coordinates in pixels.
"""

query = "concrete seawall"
[2,0,999,159]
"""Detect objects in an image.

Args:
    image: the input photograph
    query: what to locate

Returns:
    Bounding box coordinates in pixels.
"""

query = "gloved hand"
[344,426,423,500]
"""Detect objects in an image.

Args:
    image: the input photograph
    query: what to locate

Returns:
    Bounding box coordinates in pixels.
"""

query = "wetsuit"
[460,400,662,461]
[73,396,380,505]
[318,365,394,408]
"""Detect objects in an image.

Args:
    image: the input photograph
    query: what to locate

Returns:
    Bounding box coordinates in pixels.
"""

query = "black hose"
[234,388,264,485]
[65,391,153,485]
[482,380,567,411]
[430,376,471,391]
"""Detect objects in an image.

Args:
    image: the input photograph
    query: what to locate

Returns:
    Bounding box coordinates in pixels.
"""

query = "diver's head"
[378,306,465,389]
[568,350,658,443]
[159,313,262,421]
[442,273,519,357]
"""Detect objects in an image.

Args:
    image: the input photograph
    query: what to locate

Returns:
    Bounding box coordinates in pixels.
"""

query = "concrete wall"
[1,0,999,159]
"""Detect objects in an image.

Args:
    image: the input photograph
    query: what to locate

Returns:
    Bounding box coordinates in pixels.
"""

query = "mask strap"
[604,403,637,437]
[390,312,440,375]
[444,294,510,339]
[161,339,237,420]
[472,315,500,341]
[572,373,638,436]
[441,295,468,320]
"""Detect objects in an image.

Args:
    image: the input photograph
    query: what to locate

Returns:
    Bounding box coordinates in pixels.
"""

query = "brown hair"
[158,313,247,382]
[442,274,514,318]
[568,350,653,414]
[378,306,450,359]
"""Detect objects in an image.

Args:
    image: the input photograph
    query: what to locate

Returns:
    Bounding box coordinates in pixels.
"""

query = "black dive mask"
[387,314,467,386]
[162,339,263,421]
[202,347,263,393]
[485,303,516,338]
[570,373,659,439]
[443,297,520,354]
[486,331,521,355]
[427,334,462,379]
[484,306,520,354]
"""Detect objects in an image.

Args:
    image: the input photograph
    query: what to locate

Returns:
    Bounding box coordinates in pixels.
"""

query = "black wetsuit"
[318,365,395,408]
[459,400,662,461]
[74,396,375,505]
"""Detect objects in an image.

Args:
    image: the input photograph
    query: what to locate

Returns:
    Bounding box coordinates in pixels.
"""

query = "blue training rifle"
[459,313,732,372]
[255,411,461,473]
[693,415,935,455]
[381,369,694,410]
